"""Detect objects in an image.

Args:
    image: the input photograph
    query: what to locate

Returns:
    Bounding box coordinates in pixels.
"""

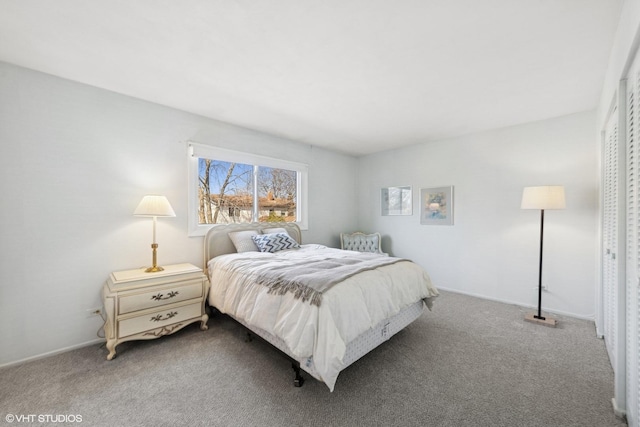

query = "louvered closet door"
[626,55,640,427]
[603,105,620,370]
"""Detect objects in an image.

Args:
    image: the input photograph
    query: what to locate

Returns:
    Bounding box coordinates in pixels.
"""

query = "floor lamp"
[134,195,176,273]
[521,186,566,327]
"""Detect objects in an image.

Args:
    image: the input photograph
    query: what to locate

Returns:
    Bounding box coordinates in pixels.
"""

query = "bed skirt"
[231,300,425,387]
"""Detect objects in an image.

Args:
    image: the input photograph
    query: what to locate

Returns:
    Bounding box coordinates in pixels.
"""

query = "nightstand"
[102,263,209,360]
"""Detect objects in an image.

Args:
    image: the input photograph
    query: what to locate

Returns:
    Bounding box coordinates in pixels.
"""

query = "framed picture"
[381,186,412,216]
[420,186,454,225]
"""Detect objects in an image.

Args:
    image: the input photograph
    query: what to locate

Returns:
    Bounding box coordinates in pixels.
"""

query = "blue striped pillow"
[252,232,300,253]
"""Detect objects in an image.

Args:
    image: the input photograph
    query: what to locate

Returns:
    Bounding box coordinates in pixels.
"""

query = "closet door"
[603,104,620,369]
[603,95,629,418]
[626,57,640,427]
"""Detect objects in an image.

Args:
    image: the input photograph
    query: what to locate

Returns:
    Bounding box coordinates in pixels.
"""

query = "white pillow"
[228,230,259,253]
[251,233,300,253]
[262,227,289,236]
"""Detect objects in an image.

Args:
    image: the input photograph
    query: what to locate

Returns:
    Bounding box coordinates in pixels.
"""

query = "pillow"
[262,227,289,236]
[251,232,300,253]
[228,230,260,253]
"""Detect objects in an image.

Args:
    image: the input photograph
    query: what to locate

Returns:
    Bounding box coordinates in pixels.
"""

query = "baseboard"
[0,338,105,370]
[436,286,596,321]
[611,397,627,420]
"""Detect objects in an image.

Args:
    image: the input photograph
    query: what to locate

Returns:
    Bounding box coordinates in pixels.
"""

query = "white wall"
[0,61,359,366]
[358,111,598,318]
[0,41,615,365]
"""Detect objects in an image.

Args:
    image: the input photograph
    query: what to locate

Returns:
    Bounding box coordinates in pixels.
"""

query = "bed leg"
[292,362,305,387]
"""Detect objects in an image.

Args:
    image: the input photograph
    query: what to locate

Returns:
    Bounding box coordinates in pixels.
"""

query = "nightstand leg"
[200,314,209,331]
[106,340,117,360]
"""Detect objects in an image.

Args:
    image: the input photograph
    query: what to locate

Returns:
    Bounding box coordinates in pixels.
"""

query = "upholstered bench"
[340,231,387,255]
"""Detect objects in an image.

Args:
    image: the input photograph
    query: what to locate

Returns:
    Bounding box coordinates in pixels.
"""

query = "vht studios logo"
[5,414,83,423]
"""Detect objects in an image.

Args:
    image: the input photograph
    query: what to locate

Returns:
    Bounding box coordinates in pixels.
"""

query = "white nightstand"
[102,263,209,360]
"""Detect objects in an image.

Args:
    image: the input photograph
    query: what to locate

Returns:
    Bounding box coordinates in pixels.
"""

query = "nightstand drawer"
[119,302,202,337]
[118,280,204,314]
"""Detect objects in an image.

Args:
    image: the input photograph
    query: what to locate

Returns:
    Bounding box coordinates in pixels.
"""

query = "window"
[199,159,254,225]
[188,143,308,236]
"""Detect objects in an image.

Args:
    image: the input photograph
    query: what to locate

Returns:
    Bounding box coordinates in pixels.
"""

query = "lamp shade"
[521,186,566,210]
[133,195,176,217]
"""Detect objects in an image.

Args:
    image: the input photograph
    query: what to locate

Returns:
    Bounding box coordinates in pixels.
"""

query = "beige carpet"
[0,291,627,426]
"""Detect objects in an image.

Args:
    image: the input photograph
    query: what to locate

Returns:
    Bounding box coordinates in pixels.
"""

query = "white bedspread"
[207,244,438,391]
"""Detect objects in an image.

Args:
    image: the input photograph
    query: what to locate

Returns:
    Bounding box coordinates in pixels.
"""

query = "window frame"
[187,142,308,236]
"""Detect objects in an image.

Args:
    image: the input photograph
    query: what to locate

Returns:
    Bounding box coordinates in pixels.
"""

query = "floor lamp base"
[524,312,557,327]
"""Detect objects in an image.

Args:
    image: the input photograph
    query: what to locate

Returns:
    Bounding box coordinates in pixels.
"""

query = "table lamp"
[134,195,176,272]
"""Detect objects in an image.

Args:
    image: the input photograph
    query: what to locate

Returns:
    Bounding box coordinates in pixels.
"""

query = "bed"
[204,222,438,391]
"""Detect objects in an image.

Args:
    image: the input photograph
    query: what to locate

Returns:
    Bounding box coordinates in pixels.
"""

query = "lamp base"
[145,243,164,273]
[524,312,557,327]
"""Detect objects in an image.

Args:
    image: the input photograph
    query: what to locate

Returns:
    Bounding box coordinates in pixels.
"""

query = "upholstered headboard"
[203,222,302,274]
[340,231,387,255]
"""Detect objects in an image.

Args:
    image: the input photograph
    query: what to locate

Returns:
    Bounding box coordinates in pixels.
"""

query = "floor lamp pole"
[535,209,545,320]
[521,185,563,327]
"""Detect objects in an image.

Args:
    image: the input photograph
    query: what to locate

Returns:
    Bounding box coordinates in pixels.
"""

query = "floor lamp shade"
[134,195,176,273]
[521,186,566,210]
[521,186,565,327]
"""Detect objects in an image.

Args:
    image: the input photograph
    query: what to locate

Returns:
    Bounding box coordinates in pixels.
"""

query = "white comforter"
[207,244,438,391]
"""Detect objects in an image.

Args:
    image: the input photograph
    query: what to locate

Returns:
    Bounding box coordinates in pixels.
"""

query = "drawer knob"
[150,311,178,322]
[151,291,179,301]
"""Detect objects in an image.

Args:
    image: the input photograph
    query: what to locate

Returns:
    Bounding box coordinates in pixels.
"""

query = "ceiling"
[0,0,622,156]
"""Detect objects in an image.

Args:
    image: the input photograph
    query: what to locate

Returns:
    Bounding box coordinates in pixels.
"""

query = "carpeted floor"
[0,291,627,426]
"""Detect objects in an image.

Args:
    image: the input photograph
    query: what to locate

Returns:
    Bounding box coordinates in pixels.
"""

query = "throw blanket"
[229,252,407,306]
